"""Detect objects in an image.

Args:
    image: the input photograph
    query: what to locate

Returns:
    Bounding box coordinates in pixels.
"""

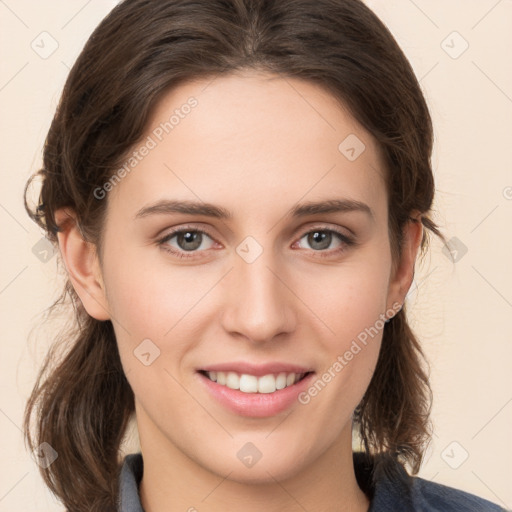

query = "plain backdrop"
[1,1,511,510]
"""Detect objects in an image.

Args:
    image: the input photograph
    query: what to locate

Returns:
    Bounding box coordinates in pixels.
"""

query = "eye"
[158,227,216,259]
[294,227,354,257]
[157,225,355,260]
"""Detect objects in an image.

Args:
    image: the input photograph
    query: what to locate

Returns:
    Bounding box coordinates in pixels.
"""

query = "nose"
[220,249,296,345]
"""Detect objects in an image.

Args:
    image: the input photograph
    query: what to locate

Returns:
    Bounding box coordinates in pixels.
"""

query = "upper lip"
[199,362,314,377]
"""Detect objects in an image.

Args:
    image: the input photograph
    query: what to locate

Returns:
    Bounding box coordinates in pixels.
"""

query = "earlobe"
[387,212,424,311]
[55,208,111,321]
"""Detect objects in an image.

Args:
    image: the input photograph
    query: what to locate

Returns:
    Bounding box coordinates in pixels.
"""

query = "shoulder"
[407,476,505,511]
[353,452,505,512]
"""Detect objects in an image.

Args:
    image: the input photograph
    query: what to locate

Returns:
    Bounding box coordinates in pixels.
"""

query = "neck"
[138,417,370,512]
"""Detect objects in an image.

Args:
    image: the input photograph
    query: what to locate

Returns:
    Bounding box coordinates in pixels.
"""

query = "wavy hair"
[24,0,445,510]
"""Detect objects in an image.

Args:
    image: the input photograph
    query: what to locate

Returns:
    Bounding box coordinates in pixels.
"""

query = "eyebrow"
[134,198,374,221]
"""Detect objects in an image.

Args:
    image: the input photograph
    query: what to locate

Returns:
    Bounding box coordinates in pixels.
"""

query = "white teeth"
[275,372,287,390]
[226,372,239,390]
[258,374,276,393]
[205,371,306,394]
[239,374,258,392]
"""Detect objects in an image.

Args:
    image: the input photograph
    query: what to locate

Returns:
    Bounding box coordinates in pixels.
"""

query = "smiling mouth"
[198,370,312,394]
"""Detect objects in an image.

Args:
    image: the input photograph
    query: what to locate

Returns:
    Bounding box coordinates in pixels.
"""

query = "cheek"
[294,243,392,417]
[296,280,386,454]
[101,247,213,341]
[104,255,206,434]
[303,245,392,350]
[101,249,224,412]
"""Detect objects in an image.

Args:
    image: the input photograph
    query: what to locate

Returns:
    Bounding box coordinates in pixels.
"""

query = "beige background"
[1,0,511,510]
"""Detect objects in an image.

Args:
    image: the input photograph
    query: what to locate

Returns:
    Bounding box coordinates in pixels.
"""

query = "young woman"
[24,0,505,511]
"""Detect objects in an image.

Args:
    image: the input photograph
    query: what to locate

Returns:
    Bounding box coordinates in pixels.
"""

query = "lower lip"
[197,372,315,418]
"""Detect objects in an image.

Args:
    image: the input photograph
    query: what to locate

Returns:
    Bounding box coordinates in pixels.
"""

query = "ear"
[386,212,424,313]
[55,208,111,321]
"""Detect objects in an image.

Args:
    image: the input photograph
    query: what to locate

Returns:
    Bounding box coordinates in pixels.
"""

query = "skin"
[56,70,422,512]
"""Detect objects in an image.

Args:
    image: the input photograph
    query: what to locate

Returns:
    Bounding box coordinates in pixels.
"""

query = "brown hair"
[24,0,445,510]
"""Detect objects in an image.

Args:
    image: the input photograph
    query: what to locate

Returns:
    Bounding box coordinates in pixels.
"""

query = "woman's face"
[90,71,414,482]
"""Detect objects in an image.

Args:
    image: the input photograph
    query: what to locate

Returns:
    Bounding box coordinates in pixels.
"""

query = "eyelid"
[157,225,217,248]
[295,223,354,242]
[157,222,355,259]
[155,221,213,237]
[157,222,354,241]
[156,224,219,261]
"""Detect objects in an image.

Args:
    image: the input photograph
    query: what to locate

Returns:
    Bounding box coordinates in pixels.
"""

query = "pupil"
[179,231,201,251]
[309,231,331,250]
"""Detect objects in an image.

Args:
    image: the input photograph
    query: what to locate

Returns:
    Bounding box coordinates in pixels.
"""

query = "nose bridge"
[221,244,295,343]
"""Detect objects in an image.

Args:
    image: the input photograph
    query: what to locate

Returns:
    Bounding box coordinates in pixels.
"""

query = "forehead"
[109,70,387,222]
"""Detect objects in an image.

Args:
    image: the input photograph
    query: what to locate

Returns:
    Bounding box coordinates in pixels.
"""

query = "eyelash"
[157,225,355,260]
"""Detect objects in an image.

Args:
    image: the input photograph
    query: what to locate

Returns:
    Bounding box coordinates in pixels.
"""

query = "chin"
[194,435,313,485]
